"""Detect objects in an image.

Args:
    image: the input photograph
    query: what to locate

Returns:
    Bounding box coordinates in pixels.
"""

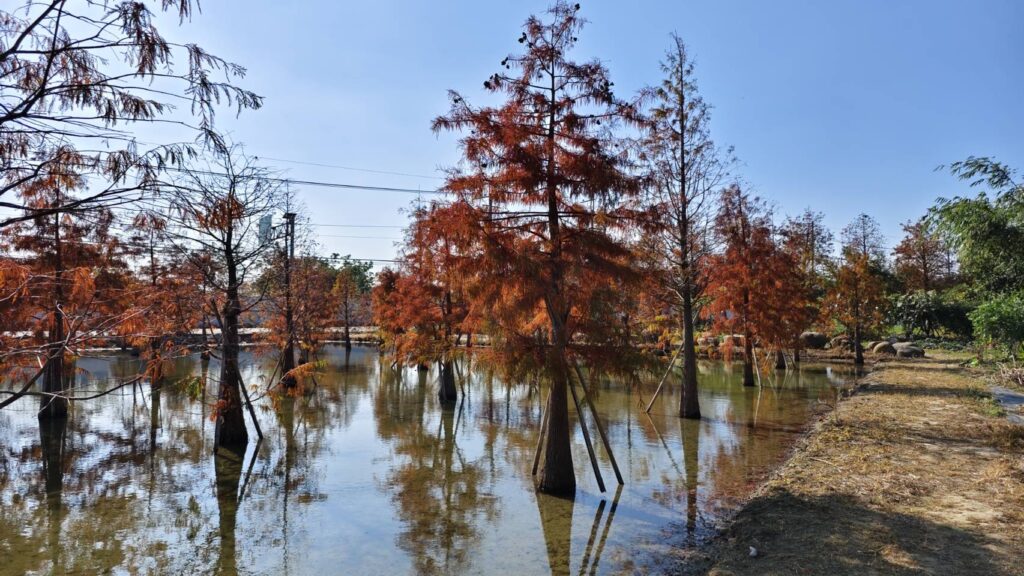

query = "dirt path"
[698,361,1024,575]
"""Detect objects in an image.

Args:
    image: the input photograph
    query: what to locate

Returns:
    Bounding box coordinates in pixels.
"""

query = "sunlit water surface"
[0,346,857,575]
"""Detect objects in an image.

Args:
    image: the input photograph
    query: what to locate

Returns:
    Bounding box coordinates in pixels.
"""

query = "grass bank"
[695,360,1024,575]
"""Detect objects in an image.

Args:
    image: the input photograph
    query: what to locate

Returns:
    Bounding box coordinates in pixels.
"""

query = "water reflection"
[214,448,243,576]
[0,347,854,575]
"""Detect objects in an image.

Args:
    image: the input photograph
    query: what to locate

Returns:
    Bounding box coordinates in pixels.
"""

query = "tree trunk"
[40,211,69,420]
[743,332,756,387]
[679,287,701,419]
[438,359,458,405]
[775,349,786,370]
[536,330,576,495]
[281,344,296,387]
[282,218,297,386]
[675,60,700,421]
[343,301,352,350]
[853,323,864,366]
[217,257,249,449]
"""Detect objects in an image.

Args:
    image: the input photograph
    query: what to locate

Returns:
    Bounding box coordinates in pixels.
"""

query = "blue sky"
[169,0,1022,262]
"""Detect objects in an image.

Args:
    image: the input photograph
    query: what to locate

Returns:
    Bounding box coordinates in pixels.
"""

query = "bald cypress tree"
[432,1,640,495]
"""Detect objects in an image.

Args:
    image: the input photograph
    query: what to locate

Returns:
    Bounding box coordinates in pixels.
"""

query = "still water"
[0,346,855,575]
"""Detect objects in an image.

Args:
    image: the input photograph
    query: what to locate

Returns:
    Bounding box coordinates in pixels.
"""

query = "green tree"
[969,293,1024,359]
[931,158,1024,296]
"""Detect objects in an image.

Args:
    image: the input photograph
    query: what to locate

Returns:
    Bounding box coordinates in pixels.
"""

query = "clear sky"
[168,0,1022,263]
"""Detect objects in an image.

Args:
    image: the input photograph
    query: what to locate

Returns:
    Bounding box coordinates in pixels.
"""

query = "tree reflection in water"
[0,346,854,575]
[214,447,244,576]
[378,361,500,575]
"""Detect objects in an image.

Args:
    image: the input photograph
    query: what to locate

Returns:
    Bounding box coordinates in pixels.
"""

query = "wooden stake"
[751,346,763,387]
[237,372,264,441]
[531,390,551,477]
[569,373,606,493]
[645,342,684,413]
[573,363,624,486]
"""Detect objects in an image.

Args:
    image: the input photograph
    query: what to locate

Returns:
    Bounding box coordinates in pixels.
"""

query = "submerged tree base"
[535,378,576,496]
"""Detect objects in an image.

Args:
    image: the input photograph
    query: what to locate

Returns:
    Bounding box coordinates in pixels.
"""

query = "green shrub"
[969,293,1024,358]
[889,290,973,339]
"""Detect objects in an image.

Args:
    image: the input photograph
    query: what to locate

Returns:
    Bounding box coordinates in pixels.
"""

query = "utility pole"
[281,212,297,386]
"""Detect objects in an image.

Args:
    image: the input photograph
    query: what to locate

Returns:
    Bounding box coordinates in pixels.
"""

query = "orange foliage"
[706,186,810,359]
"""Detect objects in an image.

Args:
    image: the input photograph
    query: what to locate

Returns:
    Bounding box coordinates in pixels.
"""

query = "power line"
[281,177,442,195]
[256,156,444,181]
[316,234,401,240]
[311,223,404,229]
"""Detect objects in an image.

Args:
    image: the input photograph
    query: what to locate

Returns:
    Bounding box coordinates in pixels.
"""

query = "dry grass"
[693,361,1024,576]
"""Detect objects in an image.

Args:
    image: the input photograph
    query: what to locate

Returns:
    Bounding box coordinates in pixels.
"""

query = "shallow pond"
[0,346,857,575]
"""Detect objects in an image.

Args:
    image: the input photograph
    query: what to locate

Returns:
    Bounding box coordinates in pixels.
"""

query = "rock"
[865,341,879,351]
[896,345,925,358]
[749,546,759,558]
[873,342,896,355]
[830,335,850,350]
[799,331,828,349]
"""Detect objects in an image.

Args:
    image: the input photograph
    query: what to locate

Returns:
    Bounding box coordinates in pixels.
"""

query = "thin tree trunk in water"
[775,349,786,370]
[679,288,701,419]
[217,247,249,449]
[853,322,864,366]
[439,359,458,405]
[343,299,352,350]
[282,217,296,386]
[743,332,756,387]
[40,210,68,419]
[676,59,700,421]
[741,286,755,386]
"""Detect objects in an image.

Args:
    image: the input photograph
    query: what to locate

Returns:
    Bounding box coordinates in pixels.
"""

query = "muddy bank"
[686,360,1024,575]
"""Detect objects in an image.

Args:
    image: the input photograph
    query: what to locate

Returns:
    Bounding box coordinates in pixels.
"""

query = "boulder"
[800,331,828,350]
[895,345,925,358]
[873,342,896,355]
[829,335,850,350]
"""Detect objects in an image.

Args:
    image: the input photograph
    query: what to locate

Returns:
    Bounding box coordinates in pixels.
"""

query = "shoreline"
[679,358,1024,575]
